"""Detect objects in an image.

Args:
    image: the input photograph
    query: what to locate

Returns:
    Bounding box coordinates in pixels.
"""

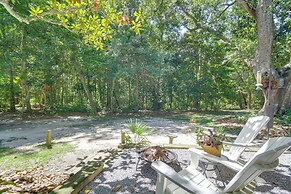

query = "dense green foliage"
[0,0,290,113]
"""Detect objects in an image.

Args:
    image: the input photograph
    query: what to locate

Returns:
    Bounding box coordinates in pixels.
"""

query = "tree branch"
[216,1,236,19]
[39,17,72,31]
[0,0,82,24]
[235,0,257,21]
[178,4,233,45]
[0,0,30,24]
[177,3,253,67]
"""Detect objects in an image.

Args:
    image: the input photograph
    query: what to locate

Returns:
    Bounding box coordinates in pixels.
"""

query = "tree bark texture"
[71,46,98,113]
[135,74,140,111]
[9,62,16,112]
[252,0,290,113]
[74,64,98,113]
[20,25,31,112]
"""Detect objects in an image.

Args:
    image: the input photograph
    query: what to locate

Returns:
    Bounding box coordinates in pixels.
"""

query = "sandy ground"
[1,115,290,194]
[0,116,195,148]
[0,115,195,173]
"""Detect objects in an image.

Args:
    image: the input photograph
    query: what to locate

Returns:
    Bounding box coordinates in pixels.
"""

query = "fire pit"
[136,146,178,170]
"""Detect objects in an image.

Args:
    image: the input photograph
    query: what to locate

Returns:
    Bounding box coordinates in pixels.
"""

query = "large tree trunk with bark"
[249,0,290,118]
[273,64,291,113]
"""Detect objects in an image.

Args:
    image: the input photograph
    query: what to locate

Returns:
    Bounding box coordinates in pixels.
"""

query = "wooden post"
[167,135,177,144]
[46,130,52,148]
[121,130,125,144]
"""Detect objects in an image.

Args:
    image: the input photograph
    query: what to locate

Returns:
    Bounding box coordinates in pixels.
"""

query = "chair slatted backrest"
[228,116,270,161]
[224,137,291,193]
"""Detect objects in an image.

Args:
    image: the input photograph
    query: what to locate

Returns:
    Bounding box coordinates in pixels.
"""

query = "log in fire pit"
[136,146,178,170]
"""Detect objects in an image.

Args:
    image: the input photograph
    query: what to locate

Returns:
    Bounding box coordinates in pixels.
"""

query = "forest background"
[0,0,290,121]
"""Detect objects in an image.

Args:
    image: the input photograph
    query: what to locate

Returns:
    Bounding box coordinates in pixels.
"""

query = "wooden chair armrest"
[223,141,264,147]
[189,148,243,171]
[151,161,217,194]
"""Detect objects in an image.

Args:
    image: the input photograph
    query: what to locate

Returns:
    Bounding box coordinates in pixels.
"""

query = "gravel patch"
[81,149,291,194]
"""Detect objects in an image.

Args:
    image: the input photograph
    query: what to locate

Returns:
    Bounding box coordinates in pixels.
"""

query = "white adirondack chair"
[151,137,291,194]
[191,116,270,171]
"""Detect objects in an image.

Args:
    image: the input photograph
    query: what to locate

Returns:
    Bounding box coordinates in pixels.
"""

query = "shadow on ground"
[81,149,291,194]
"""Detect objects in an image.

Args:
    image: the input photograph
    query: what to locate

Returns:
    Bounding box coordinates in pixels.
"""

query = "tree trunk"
[105,77,115,111]
[272,64,291,113]
[168,79,173,110]
[128,77,132,109]
[9,62,16,112]
[134,74,139,111]
[110,77,116,110]
[71,46,98,113]
[253,0,291,115]
[20,25,31,112]
[74,64,98,113]
[251,0,275,129]
[247,91,252,110]
[238,92,244,109]
[106,79,111,110]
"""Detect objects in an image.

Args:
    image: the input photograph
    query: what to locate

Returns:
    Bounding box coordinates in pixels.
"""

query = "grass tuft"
[0,143,74,171]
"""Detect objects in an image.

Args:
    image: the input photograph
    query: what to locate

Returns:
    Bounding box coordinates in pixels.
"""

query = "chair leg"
[136,158,141,170]
[200,161,226,188]
[156,173,167,194]
[214,165,226,187]
[201,161,209,177]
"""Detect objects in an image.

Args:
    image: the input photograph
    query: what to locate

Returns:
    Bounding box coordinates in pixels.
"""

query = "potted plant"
[195,127,227,157]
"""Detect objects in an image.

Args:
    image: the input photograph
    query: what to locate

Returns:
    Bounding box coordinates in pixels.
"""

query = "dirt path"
[0,116,194,148]
[0,115,195,173]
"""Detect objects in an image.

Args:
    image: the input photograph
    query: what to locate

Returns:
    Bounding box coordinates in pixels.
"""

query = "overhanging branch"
[0,0,30,24]
[216,1,236,19]
[178,4,232,45]
[0,0,82,24]
[235,0,257,21]
[177,3,253,67]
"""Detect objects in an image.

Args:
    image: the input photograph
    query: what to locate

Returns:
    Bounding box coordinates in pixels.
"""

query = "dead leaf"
[112,184,122,192]
[84,187,91,194]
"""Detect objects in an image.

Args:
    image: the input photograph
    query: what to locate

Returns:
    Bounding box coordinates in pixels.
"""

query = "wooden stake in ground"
[46,130,52,149]
[121,130,125,144]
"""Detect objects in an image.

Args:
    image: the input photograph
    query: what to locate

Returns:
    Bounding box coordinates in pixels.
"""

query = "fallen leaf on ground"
[84,187,91,194]
[112,184,122,192]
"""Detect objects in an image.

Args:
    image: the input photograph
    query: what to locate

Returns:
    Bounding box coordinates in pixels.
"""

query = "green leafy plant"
[234,112,257,124]
[125,119,155,145]
[195,127,227,150]
[275,108,291,126]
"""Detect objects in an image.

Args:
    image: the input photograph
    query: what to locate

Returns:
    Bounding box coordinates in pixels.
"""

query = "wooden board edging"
[50,163,104,194]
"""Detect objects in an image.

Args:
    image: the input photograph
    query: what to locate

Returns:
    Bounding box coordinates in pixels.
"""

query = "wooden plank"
[118,143,197,150]
[151,161,217,194]
[50,162,104,194]
[162,144,196,149]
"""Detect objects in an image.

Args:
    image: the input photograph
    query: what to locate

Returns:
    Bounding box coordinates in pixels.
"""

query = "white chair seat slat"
[168,187,190,194]
[166,166,219,194]
[152,137,291,194]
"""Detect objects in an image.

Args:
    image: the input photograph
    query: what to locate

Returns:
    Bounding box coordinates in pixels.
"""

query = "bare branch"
[177,3,253,67]
[235,0,257,21]
[216,1,236,19]
[178,4,232,45]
